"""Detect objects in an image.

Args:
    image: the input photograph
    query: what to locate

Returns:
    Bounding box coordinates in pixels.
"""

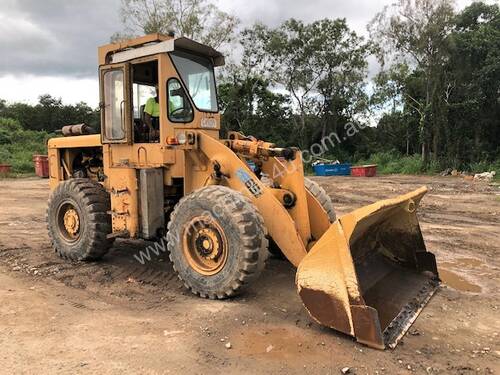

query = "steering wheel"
[170,107,190,117]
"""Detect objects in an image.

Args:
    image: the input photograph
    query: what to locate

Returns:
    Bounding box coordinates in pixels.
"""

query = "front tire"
[47,179,114,261]
[304,177,336,222]
[166,185,268,299]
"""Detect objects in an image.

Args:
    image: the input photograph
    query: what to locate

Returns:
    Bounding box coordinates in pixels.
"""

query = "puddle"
[438,257,483,293]
[438,268,482,293]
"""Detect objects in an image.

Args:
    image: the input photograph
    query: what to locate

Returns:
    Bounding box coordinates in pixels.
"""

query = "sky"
[0,0,479,107]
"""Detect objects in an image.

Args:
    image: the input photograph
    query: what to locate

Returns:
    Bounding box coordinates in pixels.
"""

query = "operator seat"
[134,104,148,143]
[140,104,146,124]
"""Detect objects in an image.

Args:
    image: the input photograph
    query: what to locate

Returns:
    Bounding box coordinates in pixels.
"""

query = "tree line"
[0,95,99,133]
[1,0,498,173]
[218,0,499,170]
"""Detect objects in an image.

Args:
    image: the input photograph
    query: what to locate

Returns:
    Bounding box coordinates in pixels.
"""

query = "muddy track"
[0,239,186,306]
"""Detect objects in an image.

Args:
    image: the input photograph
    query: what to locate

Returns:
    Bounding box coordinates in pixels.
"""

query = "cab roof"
[98,33,225,67]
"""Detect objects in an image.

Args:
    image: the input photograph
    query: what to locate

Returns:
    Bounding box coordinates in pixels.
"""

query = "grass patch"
[357,152,499,176]
[0,117,52,174]
[468,160,499,181]
[357,152,435,175]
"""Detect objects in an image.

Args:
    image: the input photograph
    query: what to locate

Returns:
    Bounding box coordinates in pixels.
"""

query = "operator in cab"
[144,84,160,142]
[144,83,189,141]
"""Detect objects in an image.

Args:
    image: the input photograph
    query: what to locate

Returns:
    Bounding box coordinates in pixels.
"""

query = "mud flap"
[296,187,440,349]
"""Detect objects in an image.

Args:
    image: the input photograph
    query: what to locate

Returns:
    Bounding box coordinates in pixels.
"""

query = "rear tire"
[47,179,114,261]
[166,185,268,299]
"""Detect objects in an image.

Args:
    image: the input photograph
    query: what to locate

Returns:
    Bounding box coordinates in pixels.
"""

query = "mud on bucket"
[296,187,439,349]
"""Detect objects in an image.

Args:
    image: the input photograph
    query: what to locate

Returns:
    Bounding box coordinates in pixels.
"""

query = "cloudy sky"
[0,0,478,107]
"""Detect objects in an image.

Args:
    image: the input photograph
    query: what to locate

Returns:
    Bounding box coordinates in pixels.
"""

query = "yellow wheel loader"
[46,33,439,349]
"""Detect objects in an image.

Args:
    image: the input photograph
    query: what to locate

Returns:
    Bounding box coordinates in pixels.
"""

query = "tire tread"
[166,185,268,299]
[47,178,113,261]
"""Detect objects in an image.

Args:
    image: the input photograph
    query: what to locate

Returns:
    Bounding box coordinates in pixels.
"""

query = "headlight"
[177,132,187,145]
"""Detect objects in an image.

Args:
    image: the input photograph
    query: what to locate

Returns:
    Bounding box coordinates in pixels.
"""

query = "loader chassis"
[47,33,439,349]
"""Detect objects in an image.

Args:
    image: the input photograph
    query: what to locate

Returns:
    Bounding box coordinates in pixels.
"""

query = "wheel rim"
[182,216,228,275]
[57,201,81,242]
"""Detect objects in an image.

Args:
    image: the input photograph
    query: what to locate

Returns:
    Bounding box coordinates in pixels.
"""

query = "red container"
[33,155,49,178]
[0,164,11,174]
[351,164,377,177]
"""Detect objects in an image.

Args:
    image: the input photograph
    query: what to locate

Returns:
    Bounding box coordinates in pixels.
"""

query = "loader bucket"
[296,187,439,349]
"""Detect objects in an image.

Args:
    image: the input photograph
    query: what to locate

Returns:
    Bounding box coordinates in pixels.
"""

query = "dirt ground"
[0,175,499,374]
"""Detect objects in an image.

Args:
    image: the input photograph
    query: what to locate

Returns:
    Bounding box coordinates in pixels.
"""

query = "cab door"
[99,63,132,144]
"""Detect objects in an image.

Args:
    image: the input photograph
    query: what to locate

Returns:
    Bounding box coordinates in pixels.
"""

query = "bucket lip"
[0,163,12,167]
[383,277,440,349]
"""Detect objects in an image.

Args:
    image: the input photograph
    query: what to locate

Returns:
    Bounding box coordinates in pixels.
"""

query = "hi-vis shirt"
[144,97,160,117]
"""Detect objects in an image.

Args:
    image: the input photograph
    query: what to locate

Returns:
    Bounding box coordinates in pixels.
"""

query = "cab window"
[167,78,194,123]
[103,70,125,140]
[170,51,218,112]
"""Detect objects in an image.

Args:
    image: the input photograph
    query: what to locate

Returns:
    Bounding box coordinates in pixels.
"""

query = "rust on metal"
[296,187,440,349]
[63,208,80,237]
[182,216,229,276]
[46,33,442,351]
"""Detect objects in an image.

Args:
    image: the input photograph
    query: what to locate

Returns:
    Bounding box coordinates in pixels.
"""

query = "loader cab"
[98,33,224,149]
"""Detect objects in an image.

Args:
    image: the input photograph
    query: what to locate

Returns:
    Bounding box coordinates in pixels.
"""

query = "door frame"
[99,62,132,144]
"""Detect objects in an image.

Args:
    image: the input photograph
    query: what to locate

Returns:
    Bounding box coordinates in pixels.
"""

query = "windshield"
[170,51,218,112]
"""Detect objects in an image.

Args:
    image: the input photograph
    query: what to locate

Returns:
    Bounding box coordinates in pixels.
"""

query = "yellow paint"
[48,134,101,148]
[297,187,439,349]
[46,35,439,349]
[197,132,308,266]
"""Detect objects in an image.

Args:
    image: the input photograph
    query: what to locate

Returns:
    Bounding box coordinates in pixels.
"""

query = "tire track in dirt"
[0,238,186,310]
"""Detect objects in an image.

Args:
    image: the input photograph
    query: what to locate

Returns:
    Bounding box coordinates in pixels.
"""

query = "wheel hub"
[63,208,80,236]
[195,228,222,260]
[183,217,228,275]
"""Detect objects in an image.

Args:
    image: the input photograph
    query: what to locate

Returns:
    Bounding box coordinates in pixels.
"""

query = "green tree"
[112,0,238,49]
[240,19,370,149]
[218,66,293,146]
[0,95,99,133]
[369,0,455,163]
[445,2,500,164]
[372,63,427,155]
[0,118,22,145]
[0,117,50,173]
